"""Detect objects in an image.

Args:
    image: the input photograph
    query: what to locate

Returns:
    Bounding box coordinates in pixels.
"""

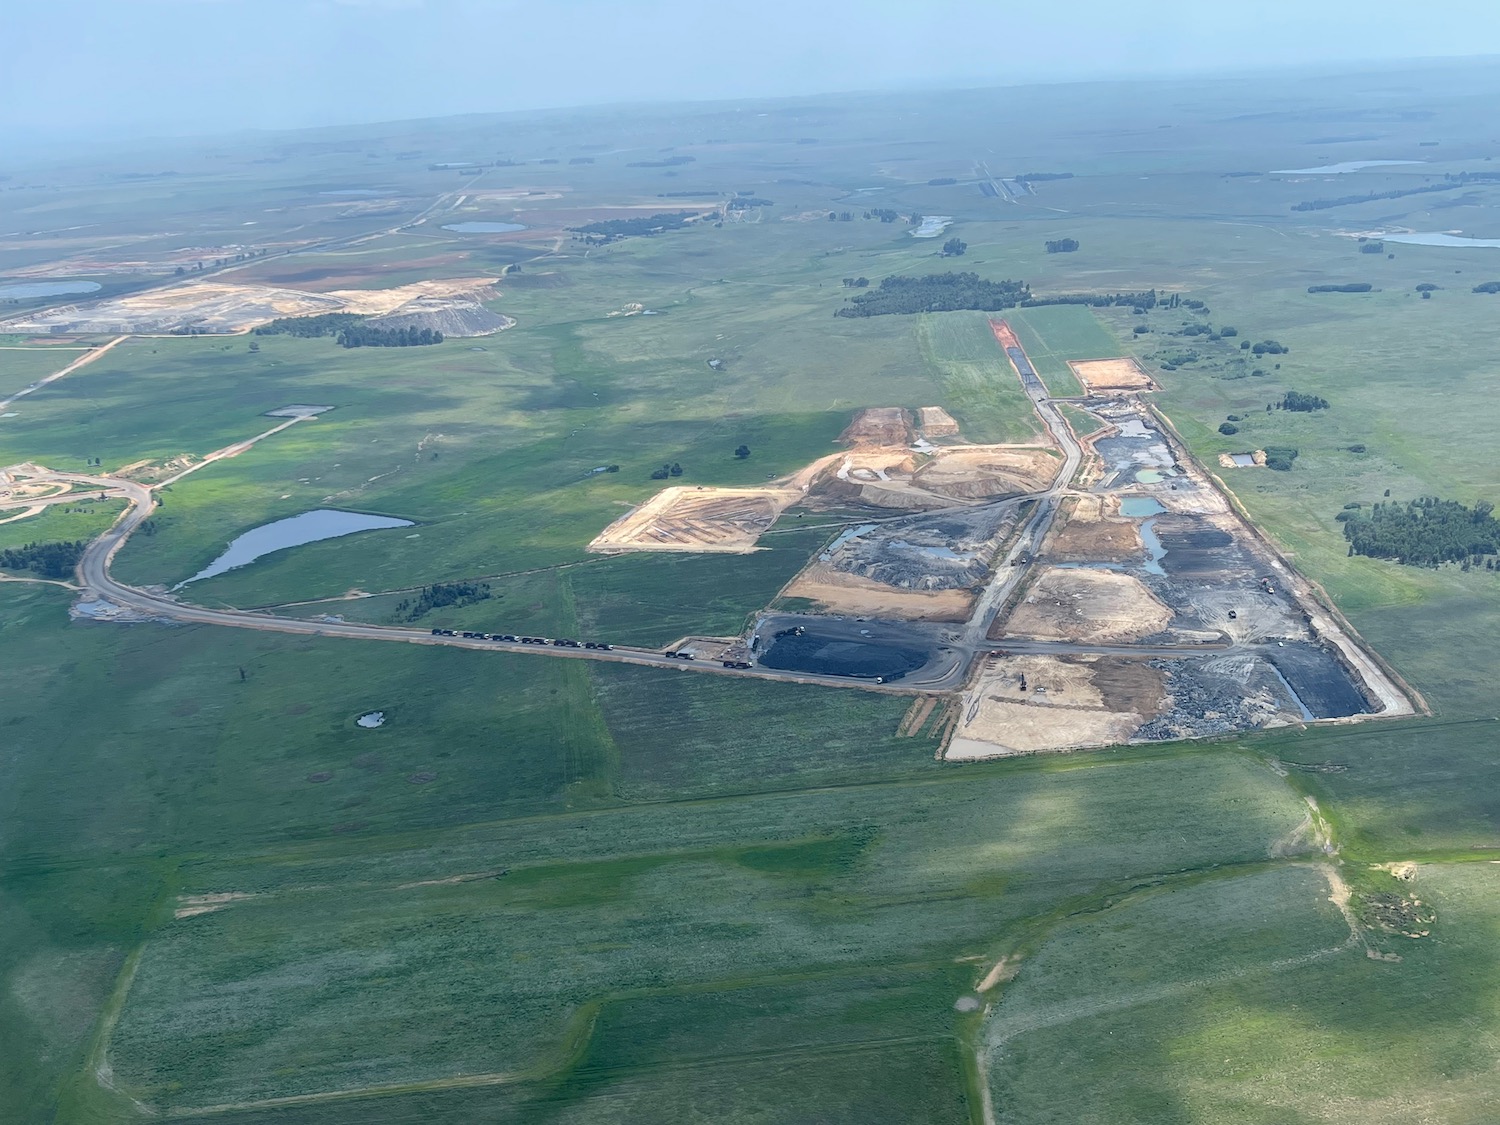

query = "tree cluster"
[1359,241,1386,254]
[834,272,1030,317]
[1342,496,1500,567]
[1308,283,1373,293]
[650,462,684,480]
[1045,238,1080,253]
[0,540,85,580]
[255,313,367,338]
[1472,281,1500,294]
[626,156,695,168]
[1281,391,1328,412]
[940,237,967,257]
[927,177,958,186]
[1264,446,1299,471]
[841,277,870,288]
[570,211,698,243]
[395,581,492,622]
[1250,339,1288,355]
[1291,182,1462,211]
[336,325,443,348]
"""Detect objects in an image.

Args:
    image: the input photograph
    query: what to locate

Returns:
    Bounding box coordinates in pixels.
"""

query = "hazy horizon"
[5,0,1500,146]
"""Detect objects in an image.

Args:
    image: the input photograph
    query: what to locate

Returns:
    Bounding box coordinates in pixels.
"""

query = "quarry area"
[0,277,510,337]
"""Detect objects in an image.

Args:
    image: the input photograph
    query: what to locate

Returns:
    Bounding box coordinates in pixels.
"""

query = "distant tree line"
[835,273,1161,317]
[866,209,901,223]
[1308,283,1373,293]
[1018,172,1074,182]
[1289,177,1494,212]
[834,272,1031,317]
[255,313,366,337]
[927,177,958,186]
[1359,241,1385,254]
[336,325,443,348]
[395,581,491,622]
[1045,238,1080,253]
[1341,496,1500,568]
[0,540,85,580]
[1473,281,1500,294]
[571,211,698,243]
[626,156,695,168]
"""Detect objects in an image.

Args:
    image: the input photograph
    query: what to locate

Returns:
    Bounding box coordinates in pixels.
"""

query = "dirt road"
[0,335,127,414]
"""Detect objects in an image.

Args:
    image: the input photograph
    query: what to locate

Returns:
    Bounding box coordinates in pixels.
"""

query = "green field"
[5,62,1500,1125]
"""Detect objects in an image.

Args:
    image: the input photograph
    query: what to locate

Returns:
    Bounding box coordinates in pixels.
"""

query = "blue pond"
[0,280,102,299]
[179,509,414,586]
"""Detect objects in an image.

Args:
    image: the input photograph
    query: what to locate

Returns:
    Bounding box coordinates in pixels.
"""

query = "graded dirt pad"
[1045,495,1144,563]
[914,446,1059,500]
[948,657,1146,762]
[780,566,975,621]
[587,486,799,553]
[999,566,1172,643]
[946,653,1165,758]
[1068,357,1156,393]
[917,406,961,437]
[839,407,911,446]
[989,320,1021,350]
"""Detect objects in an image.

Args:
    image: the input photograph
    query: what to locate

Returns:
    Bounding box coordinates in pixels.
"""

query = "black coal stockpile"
[759,632,928,680]
[1153,518,1236,575]
[1266,643,1369,719]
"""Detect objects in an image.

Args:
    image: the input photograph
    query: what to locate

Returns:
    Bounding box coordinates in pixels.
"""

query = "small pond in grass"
[0,279,102,299]
[177,509,414,587]
[442,221,527,233]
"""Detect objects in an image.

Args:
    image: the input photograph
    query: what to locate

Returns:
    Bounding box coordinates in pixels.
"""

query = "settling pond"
[1377,231,1500,249]
[0,280,102,299]
[178,509,414,586]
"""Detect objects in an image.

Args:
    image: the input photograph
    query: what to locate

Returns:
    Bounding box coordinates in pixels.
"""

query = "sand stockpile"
[999,566,1172,643]
[367,295,513,338]
[1069,357,1156,393]
[914,446,1060,500]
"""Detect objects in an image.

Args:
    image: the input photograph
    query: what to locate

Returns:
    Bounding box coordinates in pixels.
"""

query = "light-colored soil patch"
[898,696,939,737]
[946,654,1159,759]
[1046,495,1144,563]
[588,486,800,553]
[782,565,975,621]
[978,955,1021,992]
[914,446,1059,500]
[1069,357,1156,393]
[918,406,961,437]
[1000,566,1172,643]
[2,277,500,336]
[839,407,911,446]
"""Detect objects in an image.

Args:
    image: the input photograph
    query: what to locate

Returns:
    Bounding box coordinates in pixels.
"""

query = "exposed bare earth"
[1069,357,1156,393]
[588,486,802,553]
[781,566,975,621]
[918,406,961,436]
[1046,495,1144,563]
[1001,566,1172,644]
[914,446,1060,501]
[839,407,911,446]
[1,278,504,336]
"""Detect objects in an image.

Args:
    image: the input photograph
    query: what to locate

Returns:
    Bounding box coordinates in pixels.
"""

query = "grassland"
[6,61,1500,1125]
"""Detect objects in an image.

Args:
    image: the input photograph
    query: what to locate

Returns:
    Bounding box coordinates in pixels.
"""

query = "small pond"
[0,280,102,299]
[442,221,527,233]
[178,509,415,586]
[319,189,384,197]
[910,215,952,238]
[1118,497,1166,518]
[356,711,386,728]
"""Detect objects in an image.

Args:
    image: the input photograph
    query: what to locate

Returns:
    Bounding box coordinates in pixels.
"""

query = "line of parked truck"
[430,628,611,651]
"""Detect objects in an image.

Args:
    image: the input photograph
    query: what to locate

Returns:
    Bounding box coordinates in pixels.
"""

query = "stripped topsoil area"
[1000,566,1172,644]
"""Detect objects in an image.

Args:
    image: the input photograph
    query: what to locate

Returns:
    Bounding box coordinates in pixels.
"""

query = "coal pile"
[1265,642,1369,718]
[1152,517,1238,576]
[759,631,929,680]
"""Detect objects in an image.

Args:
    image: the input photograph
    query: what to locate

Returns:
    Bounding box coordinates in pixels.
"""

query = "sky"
[5,0,1500,142]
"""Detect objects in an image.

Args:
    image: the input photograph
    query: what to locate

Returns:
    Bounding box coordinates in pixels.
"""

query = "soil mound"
[368,295,512,338]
